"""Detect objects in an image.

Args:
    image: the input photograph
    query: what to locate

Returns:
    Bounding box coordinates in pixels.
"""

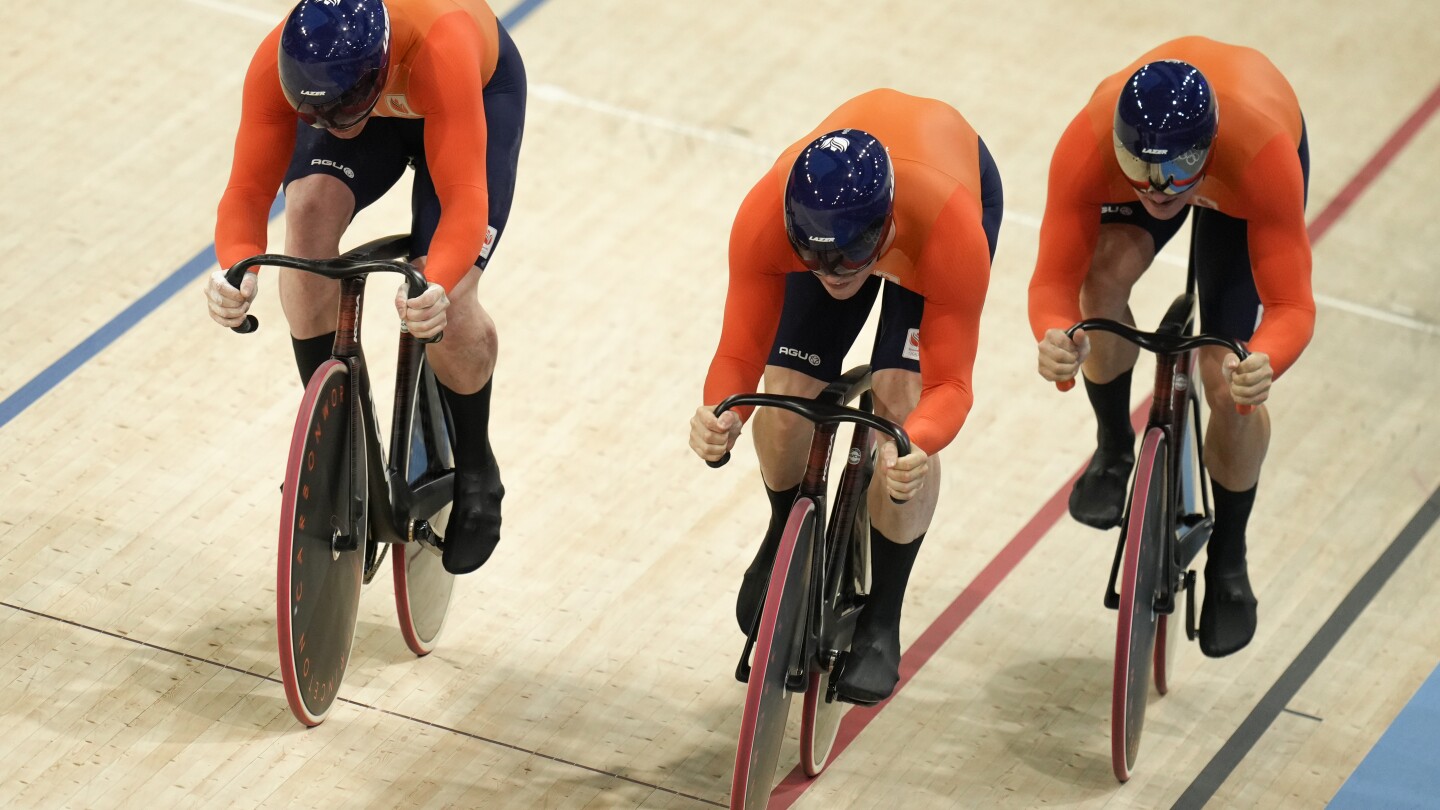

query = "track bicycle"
[706,365,911,809]
[1065,292,1251,782]
[225,234,459,726]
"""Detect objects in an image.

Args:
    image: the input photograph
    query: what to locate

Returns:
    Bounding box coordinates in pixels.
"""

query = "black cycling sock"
[736,482,800,631]
[1208,481,1257,572]
[836,528,924,703]
[1201,481,1259,657]
[439,378,497,475]
[439,378,504,575]
[764,482,801,543]
[1083,368,1135,455]
[864,528,924,630]
[290,332,337,385]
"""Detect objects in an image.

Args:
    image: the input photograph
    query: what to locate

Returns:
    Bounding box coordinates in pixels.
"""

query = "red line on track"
[769,465,1080,808]
[768,77,1440,809]
[1307,81,1440,242]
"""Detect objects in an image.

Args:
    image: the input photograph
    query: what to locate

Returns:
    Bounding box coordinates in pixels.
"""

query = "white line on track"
[534,86,1436,337]
[179,0,277,25]
[529,83,773,157]
[1148,252,1440,335]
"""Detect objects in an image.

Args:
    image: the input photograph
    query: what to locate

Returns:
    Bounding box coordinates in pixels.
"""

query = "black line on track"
[0,600,724,808]
[1280,707,1323,723]
[1172,484,1440,809]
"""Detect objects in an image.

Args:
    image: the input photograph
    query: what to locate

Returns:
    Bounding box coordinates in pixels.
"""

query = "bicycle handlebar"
[704,393,912,469]
[1063,319,1249,362]
[223,252,436,342]
[1058,318,1255,414]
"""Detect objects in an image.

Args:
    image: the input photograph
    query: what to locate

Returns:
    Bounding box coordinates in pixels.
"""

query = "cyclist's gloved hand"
[880,441,929,502]
[1039,327,1090,391]
[689,405,741,463]
[396,281,449,339]
[206,269,257,328]
[1223,351,1271,411]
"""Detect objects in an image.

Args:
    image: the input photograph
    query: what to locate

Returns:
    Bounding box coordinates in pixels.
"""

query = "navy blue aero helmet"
[1112,60,1218,195]
[278,0,392,130]
[784,129,894,275]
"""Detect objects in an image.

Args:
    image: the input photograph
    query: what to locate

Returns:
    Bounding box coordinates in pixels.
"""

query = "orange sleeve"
[408,16,490,291]
[703,178,789,412]
[1028,113,1107,341]
[215,27,295,271]
[1238,135,1314,377]
[905,190,990,455]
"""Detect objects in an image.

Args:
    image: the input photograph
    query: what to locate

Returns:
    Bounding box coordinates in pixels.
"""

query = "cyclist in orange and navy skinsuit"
[1029,37,1313,657]
[690,89,1002,704]
[206,0,525,576]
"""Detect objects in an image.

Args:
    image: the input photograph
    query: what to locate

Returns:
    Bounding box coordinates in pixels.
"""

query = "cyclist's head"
[278,0,392,131]
[783,129,894,276]
[1112,60,1218,196]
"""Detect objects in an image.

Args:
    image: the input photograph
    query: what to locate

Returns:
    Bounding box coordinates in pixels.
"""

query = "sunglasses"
[1117,144,1209,196]
[790,216,890,277]
[1113,136,1212,197]
[293,68,386,131]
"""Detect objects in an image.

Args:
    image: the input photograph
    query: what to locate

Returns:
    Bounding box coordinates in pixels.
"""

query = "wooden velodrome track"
[3,1,1438,807]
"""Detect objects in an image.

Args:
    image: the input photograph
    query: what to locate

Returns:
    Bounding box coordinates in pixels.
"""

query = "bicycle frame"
[1072,293,1246,627]
[712,368,914,801]
[226,235,450,555]
[713,367,910,685]
[1072,293,1255,781]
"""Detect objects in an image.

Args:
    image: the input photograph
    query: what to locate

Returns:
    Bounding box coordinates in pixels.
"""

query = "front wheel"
[277,360,364,726]
[732,499,815,809]
[1112,428,1168,782]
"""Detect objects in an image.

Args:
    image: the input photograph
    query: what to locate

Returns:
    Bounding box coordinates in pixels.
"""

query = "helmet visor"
[789,215,889,277]
[292,67,386,130]
[1113,135,1212,196]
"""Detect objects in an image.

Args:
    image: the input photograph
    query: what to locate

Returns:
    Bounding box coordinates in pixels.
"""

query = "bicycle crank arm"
[408,519,441,550]
[735,632,755,684]
[1185,570,1198,641]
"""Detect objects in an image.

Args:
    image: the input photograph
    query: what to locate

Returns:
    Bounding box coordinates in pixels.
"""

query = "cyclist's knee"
[755,365,826,446]
[1081,226,1153,316]
[278,268,340,338]
[283,175,355,254]
[870,369,920,425]
[1197,348,1235,411]
[761,364,827,397]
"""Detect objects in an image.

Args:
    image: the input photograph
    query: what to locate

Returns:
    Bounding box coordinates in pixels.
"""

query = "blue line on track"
[0,0,553,432]
[499,0,550,28]
[1330,662,1440,809]
[1172,484,1440,808]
